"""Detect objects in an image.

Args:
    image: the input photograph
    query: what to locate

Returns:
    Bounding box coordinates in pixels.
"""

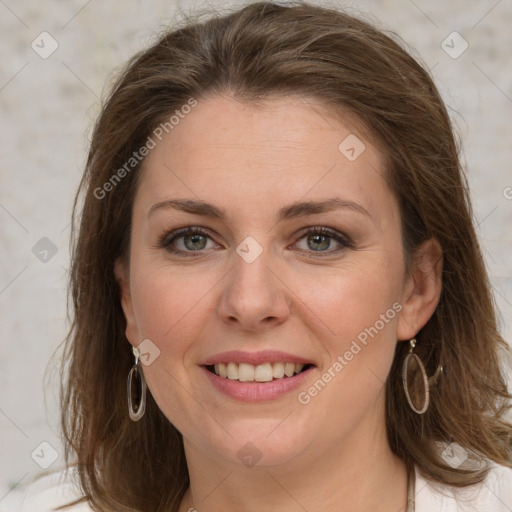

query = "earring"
[402,338,430,414]
[127,346,147,422]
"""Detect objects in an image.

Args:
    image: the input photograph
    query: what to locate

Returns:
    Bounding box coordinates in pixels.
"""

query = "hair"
[61,1,512,510]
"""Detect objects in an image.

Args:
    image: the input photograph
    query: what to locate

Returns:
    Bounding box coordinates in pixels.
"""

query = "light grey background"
[1,0,511,510]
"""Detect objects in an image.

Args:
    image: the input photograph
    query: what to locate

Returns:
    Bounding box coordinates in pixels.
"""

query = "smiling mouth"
[205,362,313,382]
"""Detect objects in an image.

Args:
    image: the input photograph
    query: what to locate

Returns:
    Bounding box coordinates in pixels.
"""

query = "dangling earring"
[402,338,430,414]
[127,346,147,422]
[402,338,444,414]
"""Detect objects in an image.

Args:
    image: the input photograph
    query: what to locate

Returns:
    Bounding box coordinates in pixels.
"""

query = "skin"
[116,94,442,512]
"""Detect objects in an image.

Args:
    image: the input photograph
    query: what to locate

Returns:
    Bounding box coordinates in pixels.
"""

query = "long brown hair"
[61,2,512,510]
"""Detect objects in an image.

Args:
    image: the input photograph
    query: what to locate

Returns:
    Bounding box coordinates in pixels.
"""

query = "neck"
[178,397,408,512]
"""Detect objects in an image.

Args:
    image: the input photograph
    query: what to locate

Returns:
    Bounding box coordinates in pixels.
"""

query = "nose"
[216,249,291,332]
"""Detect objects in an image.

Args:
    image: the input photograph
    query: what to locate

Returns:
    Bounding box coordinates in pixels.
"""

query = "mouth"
[205,362,314,383]
[200,350,316,401]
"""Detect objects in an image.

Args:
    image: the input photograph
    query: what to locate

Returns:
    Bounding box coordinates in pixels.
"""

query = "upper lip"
[201,350,315,366]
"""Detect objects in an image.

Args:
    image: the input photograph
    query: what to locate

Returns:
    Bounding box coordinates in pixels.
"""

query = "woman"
[21,2,512,511]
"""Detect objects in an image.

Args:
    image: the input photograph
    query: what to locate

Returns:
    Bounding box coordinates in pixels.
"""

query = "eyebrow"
[148,198,225,219]
[276,197,371,222]
[147,197,371,222]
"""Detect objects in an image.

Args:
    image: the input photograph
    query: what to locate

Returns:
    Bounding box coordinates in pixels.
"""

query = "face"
[116,94,438,469]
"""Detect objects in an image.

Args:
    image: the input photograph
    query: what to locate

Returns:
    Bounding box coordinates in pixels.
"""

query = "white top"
[19,463,512,511]
[414,462,512,511]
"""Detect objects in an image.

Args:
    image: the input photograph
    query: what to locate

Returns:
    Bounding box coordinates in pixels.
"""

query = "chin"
[205,420,312,469]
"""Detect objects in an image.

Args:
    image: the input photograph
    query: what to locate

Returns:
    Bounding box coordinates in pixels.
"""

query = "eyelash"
[158,226,353,258]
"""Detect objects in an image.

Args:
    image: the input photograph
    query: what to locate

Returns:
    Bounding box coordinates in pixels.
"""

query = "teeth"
[284,362,295,377]
[239,363,255,382]
[227,362,238,380]
[273,362,285,379]
[255,363,273,382]
[212,362,307,381]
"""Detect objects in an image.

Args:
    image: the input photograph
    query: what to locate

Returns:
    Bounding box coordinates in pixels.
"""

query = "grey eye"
[183,233,208,251]
[293,227,351,256]
[307,233,331,251]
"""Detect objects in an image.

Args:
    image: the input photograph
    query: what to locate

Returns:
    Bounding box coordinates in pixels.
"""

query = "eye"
[293,227,352,255]
[160,227,220,255]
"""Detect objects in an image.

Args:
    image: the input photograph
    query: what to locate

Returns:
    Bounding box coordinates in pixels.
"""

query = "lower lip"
[201,366,314,402]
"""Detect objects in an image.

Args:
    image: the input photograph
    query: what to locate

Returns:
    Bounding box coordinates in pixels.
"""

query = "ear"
[114,258,139,346]
[396,238,443,341]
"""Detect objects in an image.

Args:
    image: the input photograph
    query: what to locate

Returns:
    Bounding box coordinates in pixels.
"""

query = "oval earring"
[127,346,147,422]
[402,338,429,414]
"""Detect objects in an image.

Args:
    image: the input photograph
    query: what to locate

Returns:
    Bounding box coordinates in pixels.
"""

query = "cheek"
[291,267,402,425]
[288,256,404,413]
[128,263,215,421]
[129,261,219,354]
[292,259,403,345]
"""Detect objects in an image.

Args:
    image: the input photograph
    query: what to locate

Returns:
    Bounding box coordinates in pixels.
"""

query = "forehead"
[134,94,391,221]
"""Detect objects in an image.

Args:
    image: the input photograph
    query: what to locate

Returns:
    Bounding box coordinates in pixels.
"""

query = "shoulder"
[20,467,92,512]
[415,461,512,512]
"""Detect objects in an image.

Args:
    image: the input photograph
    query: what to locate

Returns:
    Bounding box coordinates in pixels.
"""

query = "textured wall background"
[1,0,511,509]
